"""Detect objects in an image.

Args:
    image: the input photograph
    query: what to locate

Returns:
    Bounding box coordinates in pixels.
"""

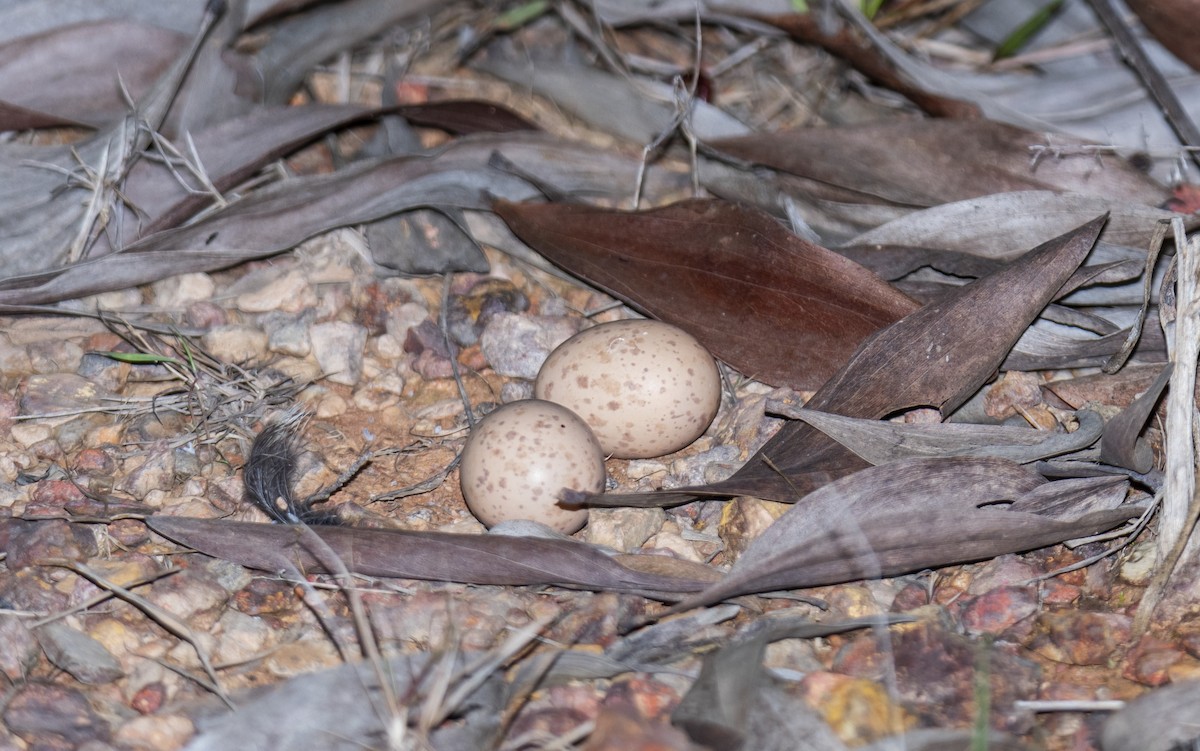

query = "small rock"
[185,300,227,329]
[236,268,315,313]
[232,578,301,616]
[152,273,215,308]
[143,565,230,630]
[1032,610,1132,665]
[113,714,193,751]
[352,372,406,411]
[1118,539,1157,585]
[72,448,116,474]
[0,614,40,681]
[625,460,669,481]
[19,373,109,416]
[957,585,1039,635]
[480,313,581,379]
[201,325,268,363]
[584,507,666,553]
[310,321,367,386]
[967,555,1038,594]
[386,301,430,341]
[3,682,111,746]
[28,339,84,375]
[213,609,274,665]
[262,310,315,357]
[5,519,96,570]
[500,380,534,403]
[1123,635,1185,686]
[34,621,125,684]
[10,422,52,447]
[0,337,32,377]
[446,278,529,346]
[118,446,176,500]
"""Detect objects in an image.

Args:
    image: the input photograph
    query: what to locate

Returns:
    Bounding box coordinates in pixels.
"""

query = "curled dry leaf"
[667,458,1137,611]
[620,212,1108,505]
[783,407,1104,465]
[494,198,918,391]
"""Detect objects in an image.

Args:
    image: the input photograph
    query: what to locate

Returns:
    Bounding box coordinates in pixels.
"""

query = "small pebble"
[310,321,367,386]
[201,325,269,363]
[152,272,215,308]
[479,313,580,379]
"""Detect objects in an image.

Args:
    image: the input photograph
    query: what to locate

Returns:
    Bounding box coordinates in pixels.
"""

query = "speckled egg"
[459,399,604,533]
[535,320,721,459]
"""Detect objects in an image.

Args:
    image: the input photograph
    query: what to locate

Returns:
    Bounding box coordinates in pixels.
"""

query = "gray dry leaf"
[782,407,1104,464]
[667,457,1138,611]
[846,191,1180,260]
[475,49,752,145]
[1102,680,1200,751]
[1099,363,1172,473]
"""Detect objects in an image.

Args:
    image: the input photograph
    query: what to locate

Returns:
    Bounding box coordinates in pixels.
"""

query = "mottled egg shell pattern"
[535,320,721,459]
[459,399,604,534]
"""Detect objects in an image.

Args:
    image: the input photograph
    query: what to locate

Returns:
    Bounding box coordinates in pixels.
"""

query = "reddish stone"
[3,682,110,745]
[1041,580,1081,605]
[233,577,301,616]
[1122,635,1184,686]
[107,519,150,547]
[1032,611,1132,665]
[73,448,116,474]
[603,676,682,720]
[30,480,87,507]
[5,519,96,570]
[581,706,693,751]
[958,585,1039,635]
[130,682,167,715]
[891,581,931,612]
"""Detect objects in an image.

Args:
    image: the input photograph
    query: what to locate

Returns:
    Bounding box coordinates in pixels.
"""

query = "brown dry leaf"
[708,121,1166,208]
[601,213,1107,505]
[1125,0,1200,72]
[494,198,919,391]
[146,517,710,597]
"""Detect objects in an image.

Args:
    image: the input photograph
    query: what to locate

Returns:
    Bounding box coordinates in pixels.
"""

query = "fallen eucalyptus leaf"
[779,407,1104,465]
[146,516,710,597]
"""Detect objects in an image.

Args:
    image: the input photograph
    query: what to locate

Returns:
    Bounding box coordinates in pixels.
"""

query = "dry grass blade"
[17,317,304,447]
[49,560,232,708]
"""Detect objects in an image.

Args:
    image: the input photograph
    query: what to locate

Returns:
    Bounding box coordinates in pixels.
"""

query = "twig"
[50,560,233,708]
[1134,219,1200,633]
[1013,699,1125,712]
[1085,0,1200,172]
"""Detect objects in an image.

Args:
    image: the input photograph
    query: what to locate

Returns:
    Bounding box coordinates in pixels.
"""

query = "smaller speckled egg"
[459,399,604,533]
[535,320,721,459]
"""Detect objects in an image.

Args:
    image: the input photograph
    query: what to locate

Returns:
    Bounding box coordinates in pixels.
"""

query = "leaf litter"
[0,0,1196,747]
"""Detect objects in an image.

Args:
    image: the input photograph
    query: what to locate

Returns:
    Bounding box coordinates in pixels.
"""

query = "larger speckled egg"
[459,399,603,533]
[535,320,721,458]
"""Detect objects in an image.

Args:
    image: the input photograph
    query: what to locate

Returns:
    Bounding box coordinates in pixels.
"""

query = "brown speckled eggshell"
[535,320,721,459]
[459,399,603,534]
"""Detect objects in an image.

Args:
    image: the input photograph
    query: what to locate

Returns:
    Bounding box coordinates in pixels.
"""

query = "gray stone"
[479,313,581,379]
[34,621,124,685]
[310,322,368,386]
